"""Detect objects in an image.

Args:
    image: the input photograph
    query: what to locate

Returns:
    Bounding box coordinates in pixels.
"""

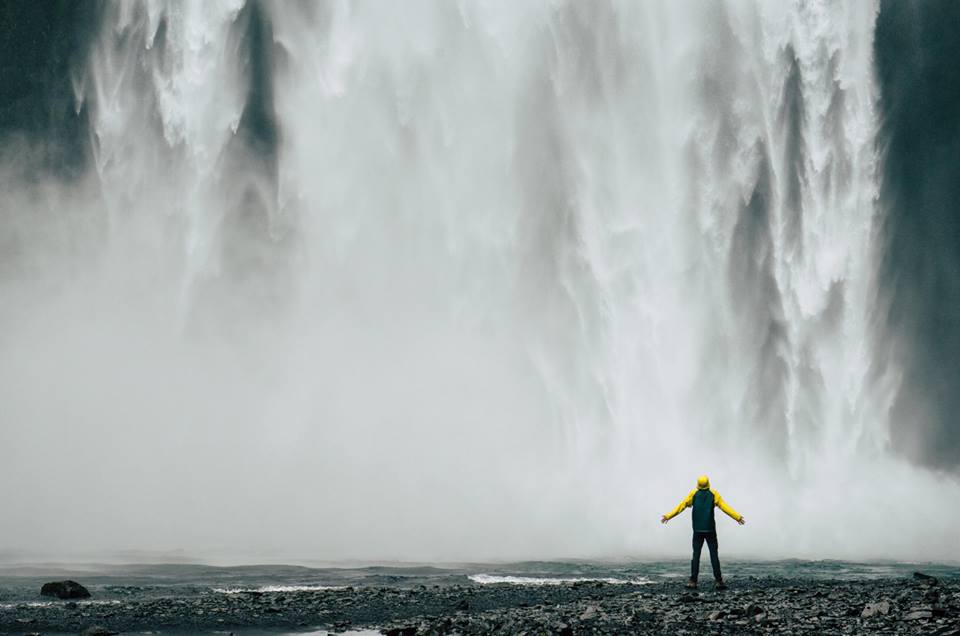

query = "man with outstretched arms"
[661,475,745,590]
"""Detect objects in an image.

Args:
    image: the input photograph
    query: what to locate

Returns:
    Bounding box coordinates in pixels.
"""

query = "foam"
[213,585,342,594]
[468,574,651,586]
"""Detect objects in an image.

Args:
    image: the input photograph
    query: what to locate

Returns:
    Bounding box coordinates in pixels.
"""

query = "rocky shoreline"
[1,574,957,635]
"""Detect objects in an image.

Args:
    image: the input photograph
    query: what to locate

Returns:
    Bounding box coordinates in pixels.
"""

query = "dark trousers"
[691,531,722,582]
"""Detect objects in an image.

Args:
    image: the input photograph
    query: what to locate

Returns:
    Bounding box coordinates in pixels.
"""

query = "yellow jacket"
[663,488,743,522]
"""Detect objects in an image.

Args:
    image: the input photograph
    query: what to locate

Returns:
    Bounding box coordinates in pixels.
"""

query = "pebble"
[904,609,933,620]
[862,600,891,617]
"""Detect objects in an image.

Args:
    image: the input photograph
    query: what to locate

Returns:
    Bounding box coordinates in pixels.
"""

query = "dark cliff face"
[0,1,100,178]
[875,0,960,470]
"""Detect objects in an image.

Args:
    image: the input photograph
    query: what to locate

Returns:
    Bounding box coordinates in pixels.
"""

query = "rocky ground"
[0,573,957,634]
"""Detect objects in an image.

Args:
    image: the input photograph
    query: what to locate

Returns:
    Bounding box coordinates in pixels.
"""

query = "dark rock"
[746,603,765,616]
[81,627,119,636]
[455,599,469,611]
[755,612,779,624]
[708,610,727,620]
[913,572,940,585]
[40,579,91,599]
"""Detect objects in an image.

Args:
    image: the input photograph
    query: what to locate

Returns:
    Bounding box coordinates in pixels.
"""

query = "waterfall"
[0,0,956,561]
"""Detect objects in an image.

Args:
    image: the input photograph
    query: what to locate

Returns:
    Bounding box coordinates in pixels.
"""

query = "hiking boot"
[715,579,727,590]
[686,579,698,589]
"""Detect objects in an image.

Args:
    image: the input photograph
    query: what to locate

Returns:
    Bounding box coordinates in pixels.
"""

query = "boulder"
[40,580,91,599]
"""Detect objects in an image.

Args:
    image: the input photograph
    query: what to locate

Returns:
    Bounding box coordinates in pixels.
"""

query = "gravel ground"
[1,573,957,635]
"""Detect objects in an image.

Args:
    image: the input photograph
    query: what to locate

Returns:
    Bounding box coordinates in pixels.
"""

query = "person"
[661,475,745,590]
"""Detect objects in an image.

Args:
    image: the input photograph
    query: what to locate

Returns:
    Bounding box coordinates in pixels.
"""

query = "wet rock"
[455,599,469,611]
[708,610,727,620]
[579,605,598,620]
[41,579,91,599]
[81,626,119,636]
[904,609,933,620]
[745,603,765,616]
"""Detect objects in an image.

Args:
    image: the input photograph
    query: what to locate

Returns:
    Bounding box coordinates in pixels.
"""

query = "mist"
[1,0,958,564]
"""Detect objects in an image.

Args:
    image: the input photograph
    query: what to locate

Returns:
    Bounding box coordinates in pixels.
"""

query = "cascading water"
[0,1,957,562]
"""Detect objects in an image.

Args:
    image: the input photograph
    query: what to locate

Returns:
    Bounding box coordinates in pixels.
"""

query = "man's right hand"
[738,517,746,526]
[661,515,669,524]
